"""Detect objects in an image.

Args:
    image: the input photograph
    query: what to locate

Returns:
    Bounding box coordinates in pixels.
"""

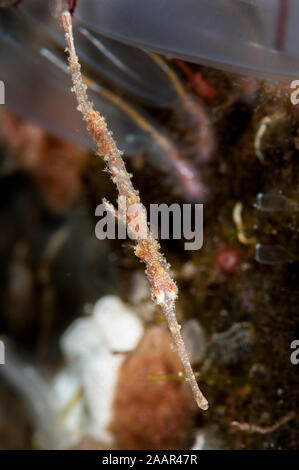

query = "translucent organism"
[74,0,299,80]
[0,1,215,200]
[255,190,298,212]
[254,244,293,265]
[254,189,298,265]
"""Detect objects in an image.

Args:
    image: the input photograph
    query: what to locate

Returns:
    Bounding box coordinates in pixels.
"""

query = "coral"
[110,326,195,449]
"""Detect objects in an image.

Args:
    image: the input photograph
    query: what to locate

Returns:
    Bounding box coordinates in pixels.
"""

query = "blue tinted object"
[75,0,299,80]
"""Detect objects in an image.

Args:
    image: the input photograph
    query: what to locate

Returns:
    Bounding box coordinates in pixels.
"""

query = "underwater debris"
[254,112,286,163]
[61,11,208,411]
[231,411,295,435]
[208,322,255,367]
[0,109,88,212]
[233,202,255,246]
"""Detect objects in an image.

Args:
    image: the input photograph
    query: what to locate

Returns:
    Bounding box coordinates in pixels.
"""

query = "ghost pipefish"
[60,10,208,411]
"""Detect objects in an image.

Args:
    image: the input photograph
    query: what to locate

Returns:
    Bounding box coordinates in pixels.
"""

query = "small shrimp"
[170,58,216,101]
